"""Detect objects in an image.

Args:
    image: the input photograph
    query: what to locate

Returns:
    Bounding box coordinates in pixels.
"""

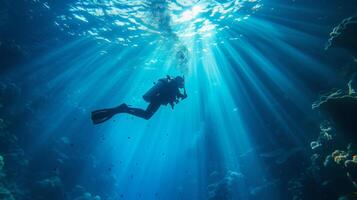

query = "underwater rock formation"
[326,16,357,56]
[308,89,357,196]
[311,29,357,197]
[73,192,101,200]
[313,91,357,142]
[308,83,357,198]
[329,146,357,190]
[207,170,245,200]
[235,145,312,199]
[30,176,68,200]
[308,131,357,199]
[0,77,111,200]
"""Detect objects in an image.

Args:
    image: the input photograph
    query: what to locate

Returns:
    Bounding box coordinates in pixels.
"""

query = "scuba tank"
[143,78,169,103]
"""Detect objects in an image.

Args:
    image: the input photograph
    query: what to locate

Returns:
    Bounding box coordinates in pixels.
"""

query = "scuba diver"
[91,75,187,124]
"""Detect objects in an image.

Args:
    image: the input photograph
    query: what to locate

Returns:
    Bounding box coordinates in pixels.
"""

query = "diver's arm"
[166,75,173,81]
[182,88,187,99]
[170,102,175,109]
[178,88,187,99]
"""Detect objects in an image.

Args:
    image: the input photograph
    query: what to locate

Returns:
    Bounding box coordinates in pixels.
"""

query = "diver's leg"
[123,102,161,120]
[144,102,161,119]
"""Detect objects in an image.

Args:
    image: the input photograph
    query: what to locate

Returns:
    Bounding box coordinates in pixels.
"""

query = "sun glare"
[180,5,203,22]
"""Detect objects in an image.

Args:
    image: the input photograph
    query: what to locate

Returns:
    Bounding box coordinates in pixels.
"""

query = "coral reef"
[272,15,357,200]
[308,89,357,198]
[299,15,357,199]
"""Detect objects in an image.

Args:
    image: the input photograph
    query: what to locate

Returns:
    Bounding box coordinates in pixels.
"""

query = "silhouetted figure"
[91,75,187,124]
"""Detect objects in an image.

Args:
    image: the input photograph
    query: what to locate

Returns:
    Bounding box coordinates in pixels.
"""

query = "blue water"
[1,0,357,200]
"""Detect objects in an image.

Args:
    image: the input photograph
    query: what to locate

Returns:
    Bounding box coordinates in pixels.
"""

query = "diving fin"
[91,104,128,124]
[91,109,116,124]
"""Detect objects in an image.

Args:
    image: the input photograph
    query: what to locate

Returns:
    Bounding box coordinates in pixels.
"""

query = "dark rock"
[314,93,357,142]
[326,16,357,56]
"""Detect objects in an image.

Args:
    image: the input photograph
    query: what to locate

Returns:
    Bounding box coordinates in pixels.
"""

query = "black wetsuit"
[122,78,186,120]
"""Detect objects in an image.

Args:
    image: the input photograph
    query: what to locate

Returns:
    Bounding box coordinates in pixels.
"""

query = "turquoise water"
[1,0,357,199]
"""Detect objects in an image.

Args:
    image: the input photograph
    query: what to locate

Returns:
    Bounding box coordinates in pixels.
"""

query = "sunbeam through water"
[1,0,357,200]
